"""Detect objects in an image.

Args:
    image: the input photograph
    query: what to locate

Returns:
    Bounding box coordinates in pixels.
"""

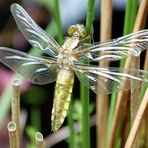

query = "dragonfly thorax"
[57,48,74,69]
[62,36,79,50]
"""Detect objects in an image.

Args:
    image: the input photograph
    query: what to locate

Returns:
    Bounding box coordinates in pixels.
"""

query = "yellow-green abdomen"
[51,68,74,132]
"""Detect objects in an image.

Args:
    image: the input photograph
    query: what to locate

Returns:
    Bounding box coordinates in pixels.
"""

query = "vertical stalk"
[98,0,112,148]
[35,132,45,148]
[80,84,90,148]
[130,0,147,147]
[31,107,41,131]
[109,0,148,147]
[120,0,133,67]
[124,88,148,148]
[130,0,139,124]
[7,122,18,148]
[85,0,95,34]
[123,0,133,35]
[130,0,138,32]
[53,0,64,44]
[68,101,75,148]
[109,0,133,147]
[80,1,95,148]
[12,79,21,148]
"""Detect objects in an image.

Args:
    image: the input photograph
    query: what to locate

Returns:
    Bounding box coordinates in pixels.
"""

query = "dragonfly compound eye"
[68,26,78,37]
[68,25,87,39]
[79,31,87,39]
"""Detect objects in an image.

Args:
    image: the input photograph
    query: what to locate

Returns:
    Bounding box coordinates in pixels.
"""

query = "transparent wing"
[72,30,148,61]
[73,64,148,94]
[11,3,60,57]
[0,47,58,84]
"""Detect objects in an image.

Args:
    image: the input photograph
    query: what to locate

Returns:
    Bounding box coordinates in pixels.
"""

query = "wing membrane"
[11,3,60,57]
[73,64,148,94]
[0,47,58,84]
[72,30,148,61]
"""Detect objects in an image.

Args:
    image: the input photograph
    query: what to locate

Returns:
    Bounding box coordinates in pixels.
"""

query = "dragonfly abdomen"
[51,68,74,132]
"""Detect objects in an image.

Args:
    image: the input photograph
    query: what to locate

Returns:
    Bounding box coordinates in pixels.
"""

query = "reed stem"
[124,88,148,148]
[130,0,148,146]
[35,132,45,148]
[7,121,18,148]
[109,0,148,147]
[11,79,21,148]
[98,0,112,148]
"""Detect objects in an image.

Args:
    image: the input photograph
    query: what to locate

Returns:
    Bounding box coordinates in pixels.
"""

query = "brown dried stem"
[130,0,148,147]
[7,121,19,148]
[124,88,148,148]
[97,0,112,147]
[131,0,148,121]
[35,132,45,148]
[109,0,148,147]
[11,79,21,148]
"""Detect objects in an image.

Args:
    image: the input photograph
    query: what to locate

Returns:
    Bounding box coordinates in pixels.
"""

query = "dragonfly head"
[68,24,87,39]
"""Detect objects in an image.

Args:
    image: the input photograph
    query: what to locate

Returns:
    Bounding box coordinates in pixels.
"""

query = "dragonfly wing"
[11,3,60,57]
[73,64,148,94]
[0,47,58,84]
[72,30,148,61]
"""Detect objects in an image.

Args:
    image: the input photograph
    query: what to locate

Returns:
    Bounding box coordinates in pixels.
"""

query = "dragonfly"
[0,3,148,132]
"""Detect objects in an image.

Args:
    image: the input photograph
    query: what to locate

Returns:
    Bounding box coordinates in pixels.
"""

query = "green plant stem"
[120,0,133,67]
[123,0,133,35]
[130,0,138,32]
[120,0,138,67]
[68,101,75,148]
[53,0,64,44]
[80,1,95,148]
[31,107,41,131]
[80,84,90,148]
[85,0,95,35]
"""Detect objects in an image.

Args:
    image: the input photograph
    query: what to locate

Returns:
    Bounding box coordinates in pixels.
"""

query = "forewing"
[11,3,60,57]
[0,47,58,84]
[73,64,148,94]
[72,29,148,61]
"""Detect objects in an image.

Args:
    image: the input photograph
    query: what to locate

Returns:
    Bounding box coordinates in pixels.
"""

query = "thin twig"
[97,0,112,147]
[7,121,18,148]
[124,88,148,148]
[35,132,45,148]
[12,79,21,148]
